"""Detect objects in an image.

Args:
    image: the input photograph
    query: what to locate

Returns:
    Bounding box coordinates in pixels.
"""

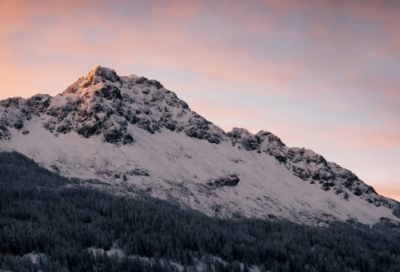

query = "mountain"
[0,65,398,225]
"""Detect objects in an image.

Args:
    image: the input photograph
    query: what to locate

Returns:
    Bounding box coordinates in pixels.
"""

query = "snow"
[88,244,125,258]
[128,74,140,79]
[0,66,398,226]
[86,247,265,272]
[23,252,45,264]
[49,94,78,108]
[1,121,398,225]
[318,222,329,228]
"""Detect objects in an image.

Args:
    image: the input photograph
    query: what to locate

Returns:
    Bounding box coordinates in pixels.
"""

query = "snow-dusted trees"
[0,151,400,271]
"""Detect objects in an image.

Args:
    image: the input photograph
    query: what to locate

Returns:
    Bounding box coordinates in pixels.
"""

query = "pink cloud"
[1,1,400,200]
[373,185,400,202]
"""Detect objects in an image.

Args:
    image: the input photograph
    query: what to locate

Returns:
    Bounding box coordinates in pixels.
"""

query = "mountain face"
[0,65,398,225]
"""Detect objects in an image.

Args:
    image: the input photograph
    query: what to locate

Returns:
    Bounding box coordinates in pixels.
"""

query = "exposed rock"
[226,127,391,207]
[353,187,363,196]
[104,128,124,144]
[99,85,122,100]
[207,174,240,187]
[123,134,134,144]
[0,123,10,140]
[318,222,329,228]
[321,181,335,191]
[292,165,310,180]
[13,120,23,129]
[51,165,60,172]
[95,65,121,83]
[0,65,228,147]
[135,77,148,85]
[126,169,149,176]
[165,122,176,131]
[335,188,343,194]
[77,122,101,138]
[147,80,164,89]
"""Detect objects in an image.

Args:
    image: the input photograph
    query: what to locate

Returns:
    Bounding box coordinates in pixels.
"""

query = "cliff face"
[0,65,398,225]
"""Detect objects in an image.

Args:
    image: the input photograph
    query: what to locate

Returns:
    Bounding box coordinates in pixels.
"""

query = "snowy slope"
[0,65,398,225]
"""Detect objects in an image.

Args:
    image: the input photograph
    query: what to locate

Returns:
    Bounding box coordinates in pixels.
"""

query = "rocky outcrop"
[207,174,240,187]
[0,122,10,140]
[125,169,149,177]
[0,65,225,146]
[228,128,288,163]
[227,128,391,209]
[184,112,223,144]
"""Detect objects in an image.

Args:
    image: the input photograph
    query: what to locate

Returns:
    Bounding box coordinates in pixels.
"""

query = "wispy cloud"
[0,0,399,199]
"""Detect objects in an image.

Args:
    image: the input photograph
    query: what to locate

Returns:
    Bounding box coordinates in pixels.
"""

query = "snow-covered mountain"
[0,65,398,225]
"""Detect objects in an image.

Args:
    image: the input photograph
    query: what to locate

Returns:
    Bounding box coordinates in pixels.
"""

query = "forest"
[0,151,400,272]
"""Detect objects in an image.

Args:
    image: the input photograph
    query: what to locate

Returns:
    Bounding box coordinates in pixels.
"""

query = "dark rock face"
[27,95,51,113]
[183,113,222,144]
[104,129,124,144]
[365,185,377,194]
[165,122,176,131]
[226,127,390,208]
[147,80,164,89]
[135,77,148,85]
[0,98,21,108]
[0,66,228,147]
[56,122,72,134]
[13,120,23,129]
[322,181,335,191]
[241,136,262,151]
[126,169,149,177]
[137,119,154,134]
[95,67,121,83]
[77,122,101,138]
[283,147,383,205]
[207,174,240,187]
[51,66,224,145]
[207,136,221,144]
[123,134,134,144]
[292,165,310,181]
[228,128,287,162]
[227,129,263,151]
[335,188,343,194]
[99,86,122,100]
[51,165,60,172]
[0,123,10,140]
[353,187,363,196]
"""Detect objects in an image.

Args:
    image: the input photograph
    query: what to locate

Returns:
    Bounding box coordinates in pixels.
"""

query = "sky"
[0,0,399,201]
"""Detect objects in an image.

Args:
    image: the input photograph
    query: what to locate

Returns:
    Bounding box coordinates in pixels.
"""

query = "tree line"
[0,151,400,272]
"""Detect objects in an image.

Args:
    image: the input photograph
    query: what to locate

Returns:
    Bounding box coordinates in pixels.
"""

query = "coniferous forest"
[0,151,400,272]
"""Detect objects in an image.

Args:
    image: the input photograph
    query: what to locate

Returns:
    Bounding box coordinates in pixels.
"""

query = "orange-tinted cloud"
[372,185,400,202]
[0,0,399,200]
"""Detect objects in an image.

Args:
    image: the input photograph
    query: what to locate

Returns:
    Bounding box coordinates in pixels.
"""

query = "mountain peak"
[90,64,101,72]
[91,65,120,83]
[30,65,222,145]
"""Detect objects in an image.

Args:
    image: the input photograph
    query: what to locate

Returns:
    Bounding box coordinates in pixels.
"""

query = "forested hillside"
[0,151,400,272]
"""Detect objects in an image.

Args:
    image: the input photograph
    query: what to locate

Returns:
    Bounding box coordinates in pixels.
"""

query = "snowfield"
[0,65,398,225]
